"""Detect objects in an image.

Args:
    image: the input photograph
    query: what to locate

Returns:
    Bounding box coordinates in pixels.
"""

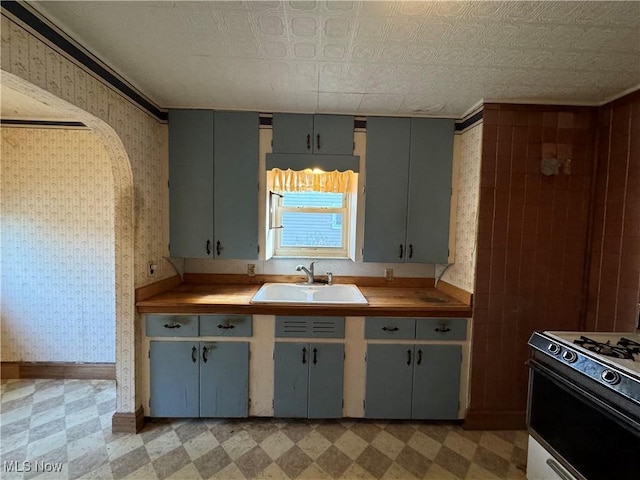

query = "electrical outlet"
[148,261,156,278]
[384,268,393,281]
[247,264,256,277]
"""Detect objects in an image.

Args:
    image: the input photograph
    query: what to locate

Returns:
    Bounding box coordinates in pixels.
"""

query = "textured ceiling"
[28,1,640,118]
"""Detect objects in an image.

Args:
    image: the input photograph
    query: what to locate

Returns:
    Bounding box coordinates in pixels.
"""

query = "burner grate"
[574,336,637,360]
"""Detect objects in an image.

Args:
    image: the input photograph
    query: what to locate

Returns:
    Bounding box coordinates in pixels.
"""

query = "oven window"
[529,368,640,479]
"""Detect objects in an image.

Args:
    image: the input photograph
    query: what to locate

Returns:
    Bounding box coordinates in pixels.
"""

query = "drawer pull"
[191,346,197,363]
[217,323,235,330]
[435,327,451,333]
[406,349,412,365]
[302,347,307,364]
[382,326,399,332]
[163,322,182,329]
[202,346,209,363]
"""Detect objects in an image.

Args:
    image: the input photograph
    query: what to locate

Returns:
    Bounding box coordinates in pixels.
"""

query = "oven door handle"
[527,359,640,433]
[546,458,575,480]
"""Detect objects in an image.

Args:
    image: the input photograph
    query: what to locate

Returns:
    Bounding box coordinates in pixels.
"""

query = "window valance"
[270,168,355,193]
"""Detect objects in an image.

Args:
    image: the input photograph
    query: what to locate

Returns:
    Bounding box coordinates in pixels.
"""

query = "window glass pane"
[283,192,343,208]
[281,212,343,247]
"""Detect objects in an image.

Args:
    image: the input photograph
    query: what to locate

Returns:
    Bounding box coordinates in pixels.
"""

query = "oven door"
[527,359,640,480]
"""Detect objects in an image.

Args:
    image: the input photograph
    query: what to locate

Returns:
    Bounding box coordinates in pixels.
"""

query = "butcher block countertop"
[136,274,473,318]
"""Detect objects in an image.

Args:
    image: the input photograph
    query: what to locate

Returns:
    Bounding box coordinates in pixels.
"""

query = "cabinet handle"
[306,134,311,151]
[409,244,413,259]
[206,240,211,256]
[399,244,404,259]
[302,347,307,364]
[316,134,321,150]
[382,326,399,332]
[191,346,197,363]
[163,322,181,329]
[217,323,235,330]
[435,327,451,333]
[417,349,422,365]
[406,349,412,365]
[202,346,209,363]
[216,240,221,256]
[313,348,318,365]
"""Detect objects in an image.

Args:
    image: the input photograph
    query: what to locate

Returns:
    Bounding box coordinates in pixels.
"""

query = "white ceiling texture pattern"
[29,1,640,118]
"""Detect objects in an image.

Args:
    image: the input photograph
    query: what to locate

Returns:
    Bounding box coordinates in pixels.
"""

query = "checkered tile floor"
[1,379,528,479]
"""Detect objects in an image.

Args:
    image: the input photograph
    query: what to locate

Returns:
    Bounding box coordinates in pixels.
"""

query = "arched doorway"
[1,71,136,418]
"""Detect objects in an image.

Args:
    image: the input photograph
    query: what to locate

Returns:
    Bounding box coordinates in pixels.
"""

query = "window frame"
[273,192,351,258]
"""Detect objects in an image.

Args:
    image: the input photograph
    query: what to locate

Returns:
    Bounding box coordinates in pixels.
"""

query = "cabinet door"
[214,111,259,259]
[149,341,199,417]
[200,342,249,417]
[272,113,314,154]
[308,343,344,418]
[312,114,354,154]
[406,118,454,263]
[365,344,413,419]
[273,343,309,417]
[168,109,214,258]
[363,117,411,262]
[411,344,461,419]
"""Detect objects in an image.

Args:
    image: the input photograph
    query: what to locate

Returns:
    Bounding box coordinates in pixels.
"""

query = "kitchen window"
[267,168,357,259]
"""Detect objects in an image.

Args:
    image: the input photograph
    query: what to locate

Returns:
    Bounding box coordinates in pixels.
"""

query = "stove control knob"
[562,350,577,363]
[547,343,561,355]
[601,370,621,385]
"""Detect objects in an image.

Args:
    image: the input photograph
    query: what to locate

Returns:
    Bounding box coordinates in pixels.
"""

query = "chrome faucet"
[296,261,317,284]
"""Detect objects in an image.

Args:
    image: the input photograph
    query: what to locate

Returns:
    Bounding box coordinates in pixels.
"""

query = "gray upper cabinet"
[363,116,454,263]
[168,109,259,259]
[213,111,259,259]
[169,109,214,258]
[272,113,354,155]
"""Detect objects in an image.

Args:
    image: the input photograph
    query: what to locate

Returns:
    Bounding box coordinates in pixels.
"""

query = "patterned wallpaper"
[1,128,115,362]
[441,123,483,293]
[1,14,169,412]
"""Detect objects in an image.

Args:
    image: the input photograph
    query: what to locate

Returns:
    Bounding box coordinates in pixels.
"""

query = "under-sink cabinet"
[145,314,251,418]
[273,316,345,418]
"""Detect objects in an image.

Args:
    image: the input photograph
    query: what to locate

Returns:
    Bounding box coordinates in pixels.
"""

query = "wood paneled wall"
[467,104,597,429]
[587,91,640,332]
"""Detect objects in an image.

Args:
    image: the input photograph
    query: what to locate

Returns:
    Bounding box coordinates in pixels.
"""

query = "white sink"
[250,283,368,305]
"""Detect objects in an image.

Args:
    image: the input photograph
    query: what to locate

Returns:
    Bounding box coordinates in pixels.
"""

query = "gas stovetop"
[528,331,640,408]
[547,331,640,378]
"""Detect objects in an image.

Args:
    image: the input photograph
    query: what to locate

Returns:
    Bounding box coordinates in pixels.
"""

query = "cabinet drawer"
[415,318,467,341]
[199,315,252,337]
[365,317,415,340]
[275,316,345,338]
[146,315,199,337]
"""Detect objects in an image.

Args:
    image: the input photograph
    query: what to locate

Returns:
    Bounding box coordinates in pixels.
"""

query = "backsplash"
[1,128,115,362]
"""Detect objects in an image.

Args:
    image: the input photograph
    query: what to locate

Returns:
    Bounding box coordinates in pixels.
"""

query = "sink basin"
[250,283,368,305]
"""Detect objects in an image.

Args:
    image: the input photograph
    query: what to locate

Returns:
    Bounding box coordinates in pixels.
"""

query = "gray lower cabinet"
[273,342,344,418]
[365,344,461,420]
[150,341,249,418]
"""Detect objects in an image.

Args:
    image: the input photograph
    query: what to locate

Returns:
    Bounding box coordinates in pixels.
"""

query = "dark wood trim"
[112,406,145,433]
[182,273,436,288]
[1,362,115,380]
[436,280,472,306]
[136,274,182,302]
[463,410,526,430]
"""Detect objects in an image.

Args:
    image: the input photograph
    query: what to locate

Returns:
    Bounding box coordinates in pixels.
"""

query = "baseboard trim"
[112,406,145,433]
[463,410,526,430]
[1,362,116,380]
